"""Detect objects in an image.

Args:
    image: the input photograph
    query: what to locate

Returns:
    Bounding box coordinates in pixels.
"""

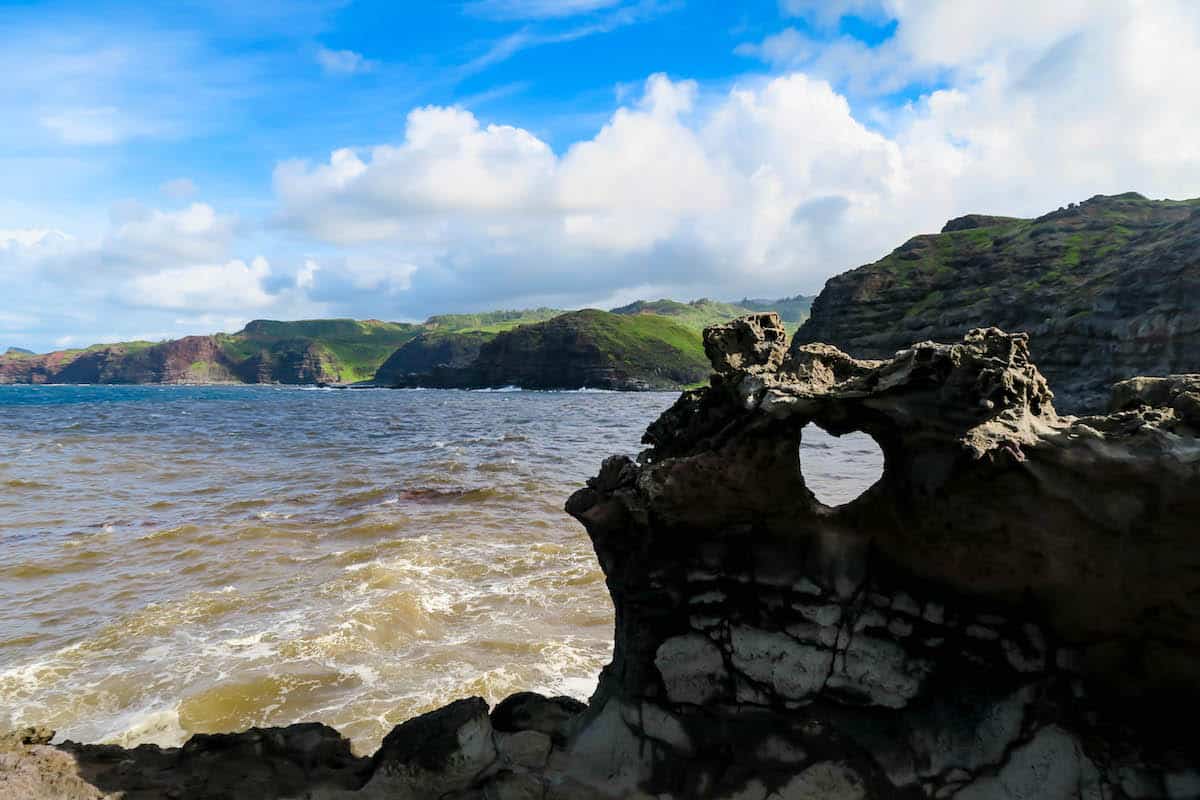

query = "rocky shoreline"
[4,314,1199,799]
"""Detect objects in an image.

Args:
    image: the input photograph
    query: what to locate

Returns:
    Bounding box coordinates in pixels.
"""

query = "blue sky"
[3,0,1200,352]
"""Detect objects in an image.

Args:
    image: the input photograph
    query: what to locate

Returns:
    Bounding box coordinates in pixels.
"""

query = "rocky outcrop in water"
[795,193,1200,413]
[4,315,1199,798]
[373,331,495,387]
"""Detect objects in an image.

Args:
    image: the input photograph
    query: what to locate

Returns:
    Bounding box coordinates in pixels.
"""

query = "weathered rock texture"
[795,193,1200,413]
[558,314,1200,798]
[4,315,1199,798]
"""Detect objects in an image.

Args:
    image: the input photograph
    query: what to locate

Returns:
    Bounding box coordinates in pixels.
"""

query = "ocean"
[0,384,883,753]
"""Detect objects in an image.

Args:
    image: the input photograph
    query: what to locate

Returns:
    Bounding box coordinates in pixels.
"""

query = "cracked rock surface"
[3,315,1198,799]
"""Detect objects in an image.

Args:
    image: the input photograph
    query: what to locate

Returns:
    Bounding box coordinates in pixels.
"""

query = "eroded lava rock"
[4,315,1199,799]
[559,314,1200,798]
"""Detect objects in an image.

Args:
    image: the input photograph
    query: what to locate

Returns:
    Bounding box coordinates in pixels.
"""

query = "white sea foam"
[1,387,699,753]
[99,706,188,749]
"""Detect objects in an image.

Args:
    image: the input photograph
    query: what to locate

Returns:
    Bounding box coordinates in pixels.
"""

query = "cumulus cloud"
[8,0,1200,351]
[127,257,275,310]
[3,203,236,285]
[271,0,1200,314]
[0,202,326,350]
[274,72,927,309]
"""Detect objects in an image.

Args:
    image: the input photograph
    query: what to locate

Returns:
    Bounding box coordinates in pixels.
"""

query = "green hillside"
[376,309,712,390]
[610,298,754,331]
[796,192,1200,411]
[217,319,421,383]
[2,294,813,388]
[422,308,563,333]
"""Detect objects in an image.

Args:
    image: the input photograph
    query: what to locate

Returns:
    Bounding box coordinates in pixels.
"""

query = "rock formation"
[4,314,1199,798]
[795,193,1200,413]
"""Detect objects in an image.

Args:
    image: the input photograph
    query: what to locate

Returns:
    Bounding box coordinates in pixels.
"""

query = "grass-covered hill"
[611,296,814,332]
[422,308,564,333]
[610,298,757,331]
[795,192,1200,412]
[0,294,811,390]
[216,319,421,383]
[377,309,710,390]
[0,320,423,386]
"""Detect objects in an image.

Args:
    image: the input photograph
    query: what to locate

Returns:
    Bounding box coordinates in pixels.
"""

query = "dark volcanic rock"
[491,692,586,745]
[0,723,369,800]
[373,331,494,387]
[796,193,1200,413]
[5,318,1199,798]
[558,322,1200,797]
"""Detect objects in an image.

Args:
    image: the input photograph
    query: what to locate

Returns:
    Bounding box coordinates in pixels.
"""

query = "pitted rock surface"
[560,322,1200,798]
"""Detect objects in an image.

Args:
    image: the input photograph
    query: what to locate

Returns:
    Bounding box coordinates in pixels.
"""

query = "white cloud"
[315,46,375,75]
[97,202,236,273]
[274,72,928,306]
[7,0,1200,351]
[275,0,1200,313]
[127,257,275,310]
[0,202,325,350]
[296,258,319,289]
[275,105,557,242]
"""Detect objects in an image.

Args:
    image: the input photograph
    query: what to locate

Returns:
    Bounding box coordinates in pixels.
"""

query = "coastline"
[4,320,1199,798]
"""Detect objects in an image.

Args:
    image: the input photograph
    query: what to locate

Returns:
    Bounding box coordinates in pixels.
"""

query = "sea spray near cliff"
[0,384,897,754]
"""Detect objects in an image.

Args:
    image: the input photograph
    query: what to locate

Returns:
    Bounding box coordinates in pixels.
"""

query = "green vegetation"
[423,308,563,333]
[613,296,815,333]
[865,194,1169,302]
[571,309,705,364]
[219,318,422,383]
[610,298,754,332]
[795,191,1200,409]
[4,295,816,388]
[475,309,711,389]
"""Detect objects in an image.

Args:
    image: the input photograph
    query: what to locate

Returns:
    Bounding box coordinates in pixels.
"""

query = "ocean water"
[0,384,882,753]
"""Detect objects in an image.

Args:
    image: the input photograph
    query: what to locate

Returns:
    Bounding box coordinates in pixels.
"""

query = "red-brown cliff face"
[0,335,342,385]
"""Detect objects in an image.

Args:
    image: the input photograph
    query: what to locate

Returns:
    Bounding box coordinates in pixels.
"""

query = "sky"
[2,0,1200,352]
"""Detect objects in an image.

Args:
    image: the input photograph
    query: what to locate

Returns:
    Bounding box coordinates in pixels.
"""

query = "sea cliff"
[795,193,1200,413]
[3,315,1199,798]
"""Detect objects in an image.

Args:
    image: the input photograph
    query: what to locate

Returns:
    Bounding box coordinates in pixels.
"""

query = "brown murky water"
[0,385,882,753]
